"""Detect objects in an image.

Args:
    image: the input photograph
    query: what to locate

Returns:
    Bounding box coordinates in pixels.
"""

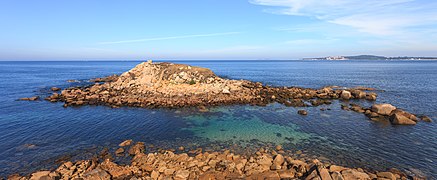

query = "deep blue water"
[0,60,436,178]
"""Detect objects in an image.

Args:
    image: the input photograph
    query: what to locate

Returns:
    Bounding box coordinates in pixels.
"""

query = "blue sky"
[1,0,437,60]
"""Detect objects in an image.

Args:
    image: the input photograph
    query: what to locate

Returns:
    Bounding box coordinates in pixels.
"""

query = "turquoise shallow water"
[0,60,436,178]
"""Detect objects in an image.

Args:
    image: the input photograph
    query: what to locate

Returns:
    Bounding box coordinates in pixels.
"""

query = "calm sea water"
[0,60,436,178]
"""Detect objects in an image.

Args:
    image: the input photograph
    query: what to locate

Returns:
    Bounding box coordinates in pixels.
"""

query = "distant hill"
[345,55,387,60]
[303,55,437,60]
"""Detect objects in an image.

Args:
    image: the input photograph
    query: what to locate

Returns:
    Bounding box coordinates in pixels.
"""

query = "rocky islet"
[42,61,431,125]
[44,61,377,109]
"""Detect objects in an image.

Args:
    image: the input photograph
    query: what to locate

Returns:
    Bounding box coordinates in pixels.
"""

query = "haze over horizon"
[1,0,437,60]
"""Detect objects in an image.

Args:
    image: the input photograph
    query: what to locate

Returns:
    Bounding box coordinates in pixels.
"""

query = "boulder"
[420,116,433,122]
[278,170,295,179]
[273,154,285,166]
[330,171,344,180]
[341,169,370,180]
[151,170,160,179]
[298,110,308,115]
[30,171,51,180]
[318,166,333,180]
[82,168,111,180]
[390,113,416,125]
[371,104,396,115]
[351,90,366,99]
[376,172,396,180]
[99,159,132,179]
[340,91,352,100]
[305,168,320,180]
[329,165,347,172]
[275,145,282,151]
[365,93,377,101]
[119,139,133,147]
[391,109,418,121]
[174,170,190,180]
[115,148,124,156]
[128,142,145,155]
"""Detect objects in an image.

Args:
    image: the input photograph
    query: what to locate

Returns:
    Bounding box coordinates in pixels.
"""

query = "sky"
[1,0,437,60]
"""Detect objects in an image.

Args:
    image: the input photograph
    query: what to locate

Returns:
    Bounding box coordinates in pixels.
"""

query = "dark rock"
[115,148,124,156]
[298,110,308,115]
[365,93,377,101]
[198,105,208,112]
[420,115,432,122]
[340,104,350,111]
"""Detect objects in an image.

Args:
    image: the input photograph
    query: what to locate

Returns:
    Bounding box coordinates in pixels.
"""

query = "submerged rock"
[50,87,61,91]
[19,96,39,101]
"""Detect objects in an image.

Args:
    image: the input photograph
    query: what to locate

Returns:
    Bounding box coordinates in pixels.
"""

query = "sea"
[0,60,436,178]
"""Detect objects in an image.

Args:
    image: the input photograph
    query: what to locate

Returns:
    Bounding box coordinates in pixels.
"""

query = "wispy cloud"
[98,32,242,45]
[284,38,338,46]
[250,0,437,35]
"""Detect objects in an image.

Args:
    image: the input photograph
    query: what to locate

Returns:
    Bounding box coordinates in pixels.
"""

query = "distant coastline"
[303,55,437,61]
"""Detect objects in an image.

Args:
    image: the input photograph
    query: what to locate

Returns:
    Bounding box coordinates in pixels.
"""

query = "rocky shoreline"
[7,140,425,180]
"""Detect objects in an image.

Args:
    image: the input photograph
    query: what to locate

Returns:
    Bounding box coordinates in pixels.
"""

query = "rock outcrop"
[343,103,429,126]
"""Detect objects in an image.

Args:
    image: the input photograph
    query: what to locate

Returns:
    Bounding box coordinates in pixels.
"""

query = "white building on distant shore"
[326,56,349,60]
